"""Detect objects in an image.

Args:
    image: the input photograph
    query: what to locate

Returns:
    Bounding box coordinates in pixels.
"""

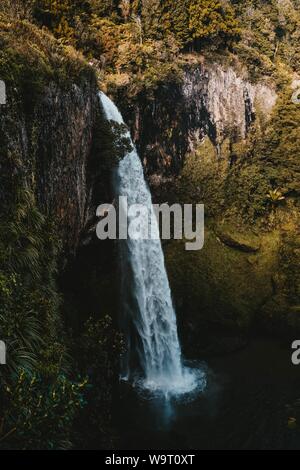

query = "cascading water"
[99,92,205,396]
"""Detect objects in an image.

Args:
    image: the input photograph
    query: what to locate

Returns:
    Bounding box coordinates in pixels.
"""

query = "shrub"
[0,370,88,450]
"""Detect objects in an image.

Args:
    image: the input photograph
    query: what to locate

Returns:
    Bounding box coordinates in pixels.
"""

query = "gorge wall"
[0,76,108,254]
[119,62,276,180]
[1,49,298,346]
[0,58,119,333]
[117,61,300,347]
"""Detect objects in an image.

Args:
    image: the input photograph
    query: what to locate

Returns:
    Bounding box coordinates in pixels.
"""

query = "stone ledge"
[216,229,260,253]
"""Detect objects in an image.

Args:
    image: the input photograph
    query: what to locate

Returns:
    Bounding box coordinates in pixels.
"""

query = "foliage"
[232,0,300,79]
[0,370,88,450]
[0,189,65,378]
[0,186,122,449]
[3,0,300,93]
[266,188,286,206]
[80,315,124,378]
[0,0,35,20]
[74,316,124,449]
[92,111,133,177]
[0,8,92,104]
[91,15,181,95]
[139,0,164,40]
[223,83,300,219]
[162,0,191,47]
[25,0,241,94]
[258,87,300,195]
[0,188,78,449]
[189,0,240,48]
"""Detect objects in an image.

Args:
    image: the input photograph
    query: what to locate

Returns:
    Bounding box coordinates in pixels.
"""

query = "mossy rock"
[0,13,94,113]
[165,223,280,332]
[215,226,260,253]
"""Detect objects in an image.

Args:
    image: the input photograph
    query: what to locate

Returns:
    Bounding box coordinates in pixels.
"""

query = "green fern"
[266,188,286,205]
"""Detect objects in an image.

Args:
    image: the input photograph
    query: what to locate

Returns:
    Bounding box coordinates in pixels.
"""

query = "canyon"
[1,58,299,341]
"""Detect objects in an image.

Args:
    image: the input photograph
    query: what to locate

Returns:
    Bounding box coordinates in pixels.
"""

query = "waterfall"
[99,92,203,395]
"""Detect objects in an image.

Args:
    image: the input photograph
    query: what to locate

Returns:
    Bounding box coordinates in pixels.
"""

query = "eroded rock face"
[182,65,276,148]
[123,63,300,337]
[0,78,102,253]
[125,62,276,179]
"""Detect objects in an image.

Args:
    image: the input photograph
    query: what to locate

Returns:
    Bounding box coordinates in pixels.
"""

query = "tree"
[119,0,131,20]
[259,87,300,194]
[141,0,163,39]
[162,0,190,47]
[88,0,117,16]
[189,0,240,48]
[0,0,34,19]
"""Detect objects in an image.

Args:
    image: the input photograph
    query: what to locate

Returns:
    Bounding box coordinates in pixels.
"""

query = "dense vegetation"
[2,1,300,93]
[29,0,300,90]
[0,185,122,448]
[0,3,122,449]
[0,0,299,450]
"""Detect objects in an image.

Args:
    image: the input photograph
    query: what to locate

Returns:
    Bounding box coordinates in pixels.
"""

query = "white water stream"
[99,92,204,396]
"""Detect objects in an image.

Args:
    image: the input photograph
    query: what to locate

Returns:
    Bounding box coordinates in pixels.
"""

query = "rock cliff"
[119,61,300,340]
[120,62,276,181]
[0,77,103,254]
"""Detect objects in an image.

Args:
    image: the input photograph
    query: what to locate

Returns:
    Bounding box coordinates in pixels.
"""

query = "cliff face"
[121,62,300,340]
[1,47,297,341]
[0,69,120,345]
[34,82,98,252]
[182,65,276,146]
[0,78,102,254]
[122,63,276,181]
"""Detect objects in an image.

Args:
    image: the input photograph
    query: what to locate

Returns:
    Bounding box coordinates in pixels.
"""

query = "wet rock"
[0,77,104,254]
[215,229,260,253]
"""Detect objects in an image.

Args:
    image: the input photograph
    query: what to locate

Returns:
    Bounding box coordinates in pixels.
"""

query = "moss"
[260,233,300,332]
[165,223,280,332]
[0,14,94,112]
[165,85,300,333]
[174,136,226,214]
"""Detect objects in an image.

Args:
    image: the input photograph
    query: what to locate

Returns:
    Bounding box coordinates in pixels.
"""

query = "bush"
[73,316,124,449]
[189,0,241,48]
[0,11,92,101]
[0,370,88,450]
[0,186,90,449]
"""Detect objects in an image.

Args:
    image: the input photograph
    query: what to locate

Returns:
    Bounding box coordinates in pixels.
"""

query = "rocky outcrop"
[181,64,276,149]
[120,61,300,337]
[0,77,104,254]
[120,62,277,179]
[215,228,260,253]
